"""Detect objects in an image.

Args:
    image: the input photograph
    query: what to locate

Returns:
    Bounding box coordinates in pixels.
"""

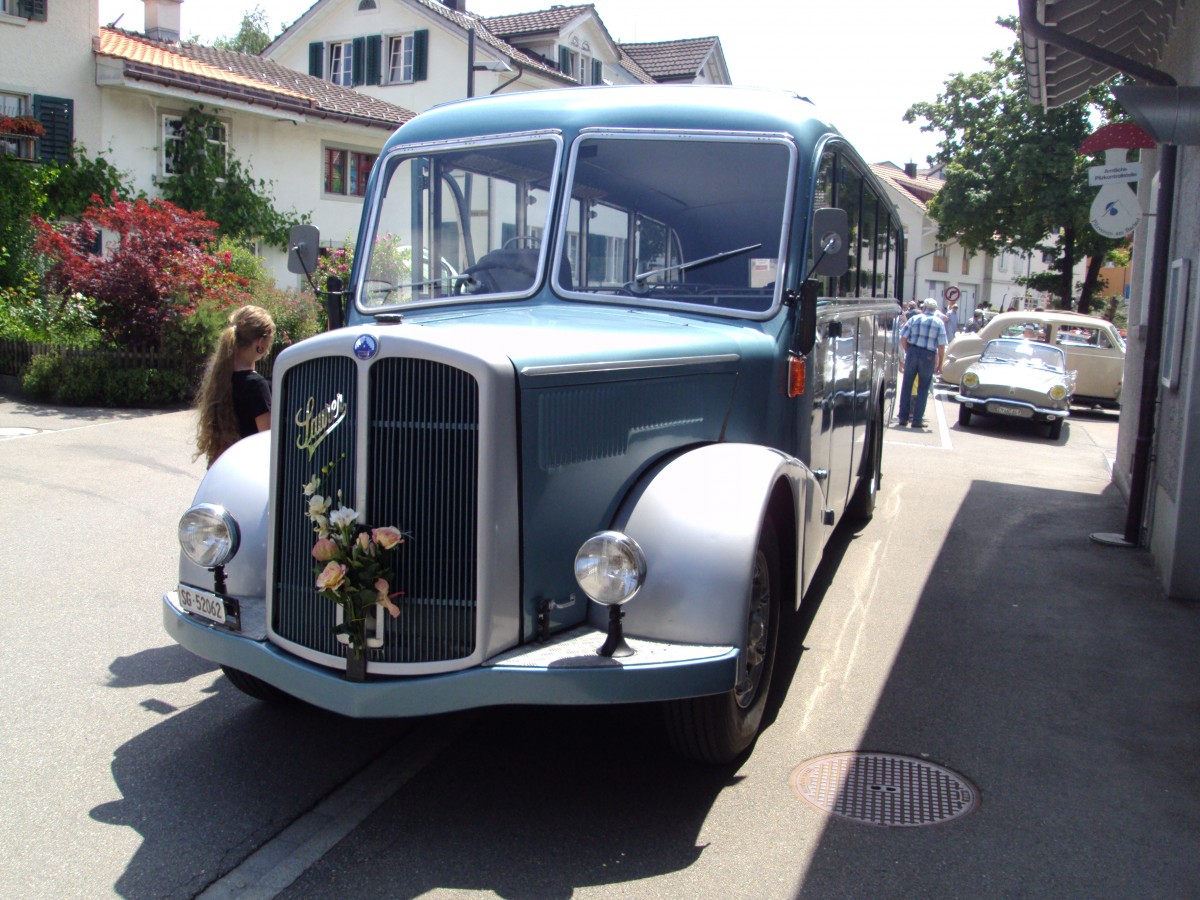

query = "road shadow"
[91,677,412,899]
[796,479,1200,896]
[276,702,736,900]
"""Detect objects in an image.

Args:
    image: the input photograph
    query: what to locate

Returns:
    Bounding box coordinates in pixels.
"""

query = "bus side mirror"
[809,207,849,278]
[288,225,320,276]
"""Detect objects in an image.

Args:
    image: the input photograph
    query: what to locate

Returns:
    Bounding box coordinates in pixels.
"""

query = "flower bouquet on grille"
[303,461,404,672]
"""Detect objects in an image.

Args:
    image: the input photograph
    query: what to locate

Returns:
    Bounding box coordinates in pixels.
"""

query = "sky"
[97,0,1022,165]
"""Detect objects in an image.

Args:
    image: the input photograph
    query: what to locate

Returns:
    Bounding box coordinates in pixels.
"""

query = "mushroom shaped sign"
[1080,122,1156,239]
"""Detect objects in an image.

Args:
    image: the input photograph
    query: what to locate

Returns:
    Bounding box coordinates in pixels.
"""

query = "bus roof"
[383,84,842,152]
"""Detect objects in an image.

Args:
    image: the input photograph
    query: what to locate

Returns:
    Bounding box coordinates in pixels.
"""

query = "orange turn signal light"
[788,355,806,398]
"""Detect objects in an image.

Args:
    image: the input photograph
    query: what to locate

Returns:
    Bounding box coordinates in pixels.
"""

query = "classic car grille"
[273,354,480,665]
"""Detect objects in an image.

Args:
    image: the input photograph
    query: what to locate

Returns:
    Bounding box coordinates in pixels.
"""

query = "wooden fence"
[0,338,282,381]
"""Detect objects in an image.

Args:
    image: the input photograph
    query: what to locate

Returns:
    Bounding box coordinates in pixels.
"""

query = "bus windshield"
[358,137,559,309]
[555,133,794,314]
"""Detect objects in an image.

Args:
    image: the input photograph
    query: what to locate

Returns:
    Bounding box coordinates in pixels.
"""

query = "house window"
[330,41,354,87]
[162,114,228,176]
[962,250,972,275]
[388,34,415,83]
[998,251,1008,272]
[932,243,949,273]
[558,47,600,84]
[324,147,376,197]
[358,0,377,8]
[0,91,33,159]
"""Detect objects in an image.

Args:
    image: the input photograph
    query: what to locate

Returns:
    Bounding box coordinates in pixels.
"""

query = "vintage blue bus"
[167,85,904,762]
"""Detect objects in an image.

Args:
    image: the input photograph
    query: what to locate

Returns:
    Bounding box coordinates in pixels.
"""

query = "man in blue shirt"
[897,298,948,429]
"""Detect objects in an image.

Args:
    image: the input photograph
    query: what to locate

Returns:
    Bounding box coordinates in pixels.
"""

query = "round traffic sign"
[944,286,961,303]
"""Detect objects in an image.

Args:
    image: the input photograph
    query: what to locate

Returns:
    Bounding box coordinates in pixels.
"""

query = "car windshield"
[554,133,794,314]
[358,137,559,310]
[980,339,1067,372]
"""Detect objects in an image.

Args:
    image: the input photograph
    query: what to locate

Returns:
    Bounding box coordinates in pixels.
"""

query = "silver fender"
[177,432,271,599]
[591,443,815,647]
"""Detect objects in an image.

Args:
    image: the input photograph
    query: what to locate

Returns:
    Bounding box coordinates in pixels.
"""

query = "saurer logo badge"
[295,394,348,459]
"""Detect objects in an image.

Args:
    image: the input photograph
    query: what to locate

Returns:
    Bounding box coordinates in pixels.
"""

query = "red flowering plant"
[34,192,248,346]
[0,115,45,137]
[303,458,405,660]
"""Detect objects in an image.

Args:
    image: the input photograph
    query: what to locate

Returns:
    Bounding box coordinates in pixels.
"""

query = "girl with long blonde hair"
[195,305,276,467]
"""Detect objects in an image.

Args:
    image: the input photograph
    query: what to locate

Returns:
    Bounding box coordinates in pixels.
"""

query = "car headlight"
[962,372,979,389]
[574,531,646,606]
[178,504,240,568]
[1049,385,1067,401]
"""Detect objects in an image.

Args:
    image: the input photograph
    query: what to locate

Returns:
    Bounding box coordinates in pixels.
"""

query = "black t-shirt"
[231,370,271,438]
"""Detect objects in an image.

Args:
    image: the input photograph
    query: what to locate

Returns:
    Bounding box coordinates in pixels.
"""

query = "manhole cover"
[789,752,979,827]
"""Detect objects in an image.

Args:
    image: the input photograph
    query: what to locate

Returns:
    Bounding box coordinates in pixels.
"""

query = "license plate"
[989,403,1032,418]
[178,584,227,625]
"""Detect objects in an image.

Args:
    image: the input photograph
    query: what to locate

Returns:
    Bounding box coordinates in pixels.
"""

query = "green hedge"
[21,351,196,407]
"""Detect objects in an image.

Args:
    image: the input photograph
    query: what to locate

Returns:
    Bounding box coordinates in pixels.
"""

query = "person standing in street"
[965,309,985,332]
[945,301,959,339]
[896,298,948,429]
[194,305,277,467]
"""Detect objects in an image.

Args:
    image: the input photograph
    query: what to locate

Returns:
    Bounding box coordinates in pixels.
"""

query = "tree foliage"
[211,5,275,55]
[34,193,250,347]
[904,16,1126,314]
[156,106,308,248]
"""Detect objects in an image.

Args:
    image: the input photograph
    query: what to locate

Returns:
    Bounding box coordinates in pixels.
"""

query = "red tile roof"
[871,163,943,211]
[96,28,416,130]
[482,4,596,37]
[620,37,720,82]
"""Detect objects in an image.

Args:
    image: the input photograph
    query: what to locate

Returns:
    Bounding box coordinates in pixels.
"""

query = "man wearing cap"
[896,298,948,429]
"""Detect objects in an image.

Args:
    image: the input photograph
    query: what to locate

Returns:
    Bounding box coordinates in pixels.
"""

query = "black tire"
[958,403,972,427]
[847,406,882,522]
[663,520,781,763]
[221,665,293,704]
[1048,417,1063,440]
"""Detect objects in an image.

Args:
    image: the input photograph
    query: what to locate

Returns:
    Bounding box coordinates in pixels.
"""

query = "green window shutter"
[33,95,72,164]
[352,36,366,86]
[558,46,571,75]
[366,35,382,86]
[19,0,48,21]
[591,59,602,85]
[308,42,324,78]
[412,29,428,82]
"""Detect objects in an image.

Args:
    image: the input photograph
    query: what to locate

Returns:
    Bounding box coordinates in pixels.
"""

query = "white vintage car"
[941,311,1123,406]
[956,339,1076,440]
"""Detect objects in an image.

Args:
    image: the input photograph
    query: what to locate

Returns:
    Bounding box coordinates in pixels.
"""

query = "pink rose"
[311,538,338,562]
[372,526,404,550]
[315,561,347,592]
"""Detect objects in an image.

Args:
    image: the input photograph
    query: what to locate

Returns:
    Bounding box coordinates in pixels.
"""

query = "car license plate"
[989,403,1032,418]
[178,584,227,625]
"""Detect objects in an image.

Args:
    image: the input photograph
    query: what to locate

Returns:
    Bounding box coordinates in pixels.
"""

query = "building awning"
[1019,0,1185,108]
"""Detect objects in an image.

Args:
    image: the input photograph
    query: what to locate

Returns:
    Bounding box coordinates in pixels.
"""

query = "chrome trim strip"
[520,353,740,377]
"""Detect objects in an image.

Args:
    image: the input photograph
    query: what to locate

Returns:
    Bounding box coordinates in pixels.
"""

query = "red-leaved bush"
[35,192,250,347]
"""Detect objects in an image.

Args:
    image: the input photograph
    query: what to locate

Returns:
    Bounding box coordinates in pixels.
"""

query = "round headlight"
[1049,385,1067,401]
[178,504,240,568]
[962,372,979,389]
[574,531,646,606]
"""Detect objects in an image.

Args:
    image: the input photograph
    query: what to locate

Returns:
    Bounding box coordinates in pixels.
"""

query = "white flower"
[303,476,320,497]
[308,494,331,518]
[329,506,358,530]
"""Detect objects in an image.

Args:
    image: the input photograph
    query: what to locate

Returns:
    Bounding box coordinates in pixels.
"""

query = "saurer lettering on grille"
[294,393,348,459]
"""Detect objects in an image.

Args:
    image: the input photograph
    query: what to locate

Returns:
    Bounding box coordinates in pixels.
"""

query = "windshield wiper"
[368,278,452,299]
[632,243,762,286]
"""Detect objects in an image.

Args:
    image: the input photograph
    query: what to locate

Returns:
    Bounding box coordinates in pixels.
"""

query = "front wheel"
[958,403,972,427]
[1048,417,1063,440]
[221,665,292,704]
[663,520,781,763]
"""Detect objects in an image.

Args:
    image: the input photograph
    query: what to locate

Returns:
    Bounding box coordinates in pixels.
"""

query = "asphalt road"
[3,391,1197,899]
